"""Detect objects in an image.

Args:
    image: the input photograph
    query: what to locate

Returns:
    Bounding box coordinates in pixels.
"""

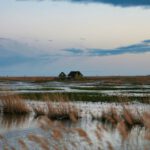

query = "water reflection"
[0,114,149,149]
[0,114,32,130]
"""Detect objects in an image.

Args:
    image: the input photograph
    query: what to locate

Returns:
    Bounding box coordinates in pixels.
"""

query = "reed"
[92,107,120,125]
[33,106,46,118]
[28,134,49,150]
[75,128,92,145]
[93,107,144,129]
[18,139,29,150]
[51,128,63,140]
[117,120,129,140]
[0,94,30,115]
[122,107,143,128]
[143,112,150,129]
[47,102,79,121]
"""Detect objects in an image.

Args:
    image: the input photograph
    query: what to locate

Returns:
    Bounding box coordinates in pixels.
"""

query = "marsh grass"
[0,93,80,123]
[92,107,144,130]
[100,108,120,125]
[47,102,79,121]
[1,114,29,129]
[1,107,150,149]
[28,134,49,150]
[19,92,150,103]
[0,94,30,115]
[0,92,150,149]
[31,94,80,121]
[143,112,150,129]
[122,107,144,128]
[33,106,46,118]
[43,93,70,102]
[18,139,29,150]
[75,128,92,145]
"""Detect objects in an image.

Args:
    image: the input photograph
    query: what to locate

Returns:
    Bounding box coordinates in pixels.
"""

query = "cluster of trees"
[59,71,83,80]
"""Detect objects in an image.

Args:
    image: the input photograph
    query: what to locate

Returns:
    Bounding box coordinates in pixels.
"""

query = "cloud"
[48,40,53,42]
[69,0,150,7]
[80,37,86,41]
[64,40,150,56]
[143,39,150,43]
[0,37,150,76]
[0,37,58,67]
[18,0,150,7]
[89,40,150,56]
[64,48,84,55]
[0,37,36,57]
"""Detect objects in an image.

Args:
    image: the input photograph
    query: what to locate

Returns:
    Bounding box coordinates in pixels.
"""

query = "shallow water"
[0,80,150,149]
[0,81,150,96]
[0,101,150,149]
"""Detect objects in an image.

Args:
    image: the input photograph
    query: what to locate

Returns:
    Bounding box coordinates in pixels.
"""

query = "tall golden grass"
[18,139,29,150]
[92,107,144,128]
[28,134,49,150]
[0,93,79,122]
[47,102,79,121]
[31,93,80,121]
[0,94,30,115]
[0,92,150,149]
[33,106,46,118]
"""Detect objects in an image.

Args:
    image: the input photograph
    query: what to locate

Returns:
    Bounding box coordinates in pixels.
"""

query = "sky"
[0,0,150,76]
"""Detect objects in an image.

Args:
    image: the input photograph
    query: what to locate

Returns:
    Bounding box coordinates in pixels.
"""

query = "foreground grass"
[0,93,80,121]
[0,93,150,149]
[92,107,144,129]
[0,95,30,115]
[1,109,150,149]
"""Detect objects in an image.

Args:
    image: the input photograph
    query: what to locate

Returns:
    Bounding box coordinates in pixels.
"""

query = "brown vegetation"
[0,76,56,82]
[47,102,79,121]
[92,107,144,129]
[0,75,150,84]
[18,139,29,150]
[33,106,46,118]
[0,94,30,115]
[28,134,49,150]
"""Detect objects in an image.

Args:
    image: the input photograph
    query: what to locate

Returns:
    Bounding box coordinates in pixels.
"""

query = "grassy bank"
[13,92,150,103]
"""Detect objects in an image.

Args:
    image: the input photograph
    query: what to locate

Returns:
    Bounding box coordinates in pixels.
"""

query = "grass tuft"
[0,94,30,115]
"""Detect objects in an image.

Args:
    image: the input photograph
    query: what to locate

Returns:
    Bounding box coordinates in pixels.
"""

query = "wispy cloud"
[64,40,150,56]
[0,37,57,67]
[143,39,150,43]
[64,48,84,55]
[89,40,150,56]
[17,0,150,7]
[51,0,150,7]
